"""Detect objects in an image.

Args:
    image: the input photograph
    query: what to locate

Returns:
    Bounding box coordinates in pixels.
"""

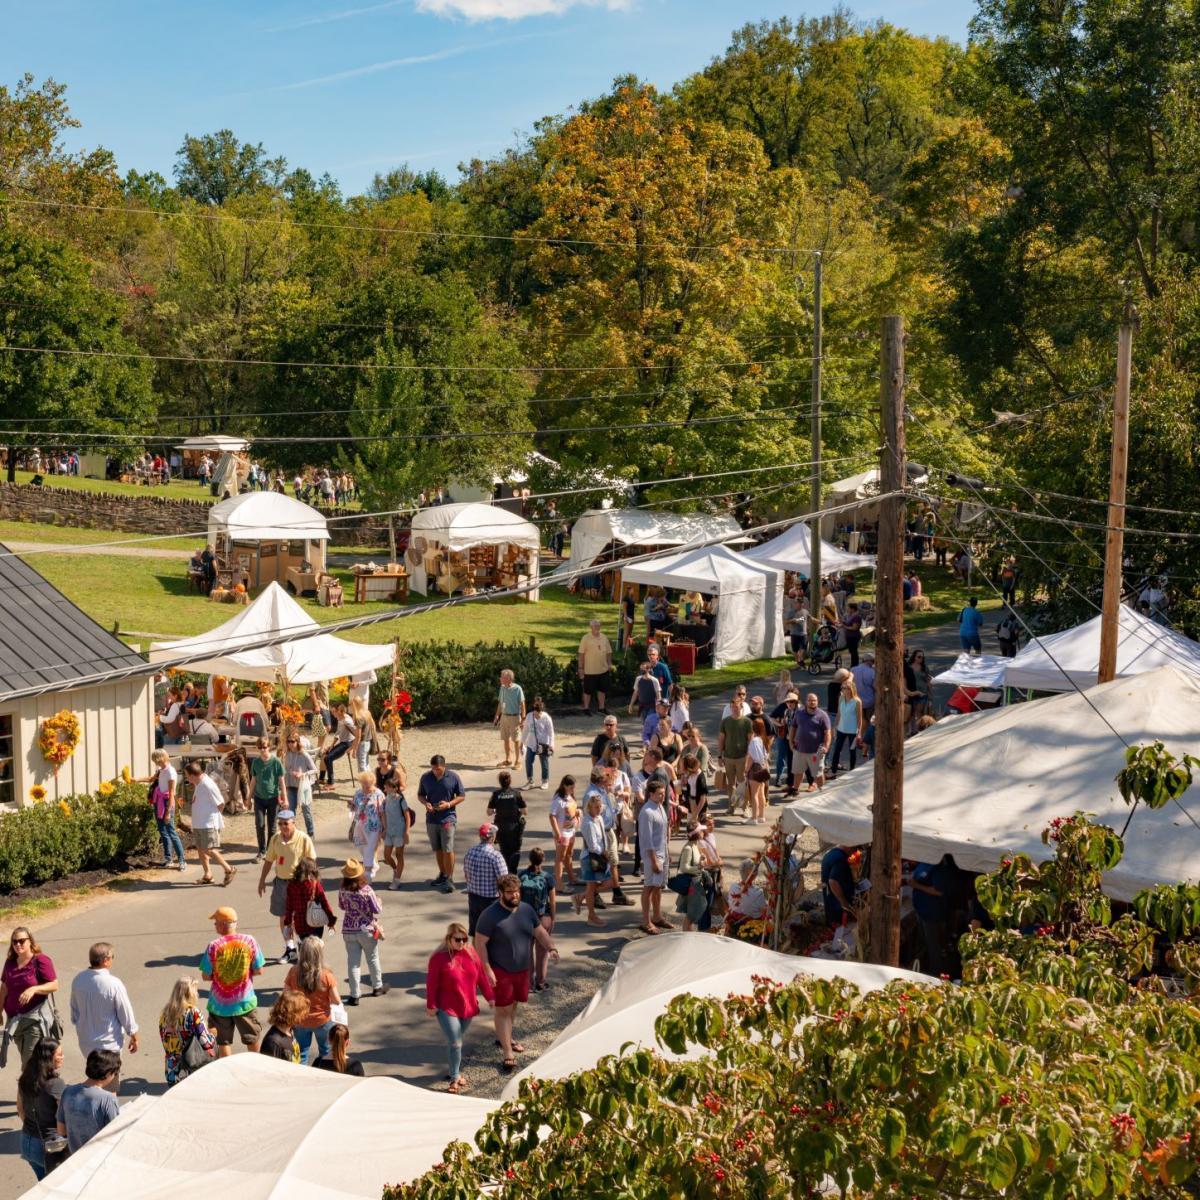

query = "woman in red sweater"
[426,921,495,1093]
[284,859,337,942]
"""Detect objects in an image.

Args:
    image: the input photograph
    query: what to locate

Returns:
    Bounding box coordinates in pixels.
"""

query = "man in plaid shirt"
[464,824,508,936]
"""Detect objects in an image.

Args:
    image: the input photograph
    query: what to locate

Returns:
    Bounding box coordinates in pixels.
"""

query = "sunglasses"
[450,936,468,944]
[12,937,29,946]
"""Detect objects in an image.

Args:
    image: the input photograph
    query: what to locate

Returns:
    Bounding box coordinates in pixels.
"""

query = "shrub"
[0,781,156,893]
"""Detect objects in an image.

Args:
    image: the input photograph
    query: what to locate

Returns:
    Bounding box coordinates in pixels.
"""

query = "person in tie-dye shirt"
[199,907,264,1057]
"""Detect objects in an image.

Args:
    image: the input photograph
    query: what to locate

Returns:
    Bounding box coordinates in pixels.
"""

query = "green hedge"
[0,782,156,894]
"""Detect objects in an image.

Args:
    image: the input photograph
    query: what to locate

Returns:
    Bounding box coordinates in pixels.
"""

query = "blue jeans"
[436,1010,472,1080]
[286,786,315,837]
[295,1020,333,1065]
[773,735,790,783]
[20,1131,46,1180]
[156,816,185,864]
[323,740,351,784]
[524,747,550,784]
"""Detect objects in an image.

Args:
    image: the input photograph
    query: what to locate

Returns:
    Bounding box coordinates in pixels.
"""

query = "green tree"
[173,129,287,206]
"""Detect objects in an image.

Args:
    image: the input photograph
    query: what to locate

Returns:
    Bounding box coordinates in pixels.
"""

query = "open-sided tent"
[150,581,392,683]
[780,667,1200,901]
[932,652,1010,688]
[502,934,930,1099]
[177,434,250,456]
[741,520,876,576]
[1003,604,1200,692]
[547,508,749,583]
[20,1053,496,1200]
[407,502,541,601]
[620,544,785,668]
[207,492,329,589]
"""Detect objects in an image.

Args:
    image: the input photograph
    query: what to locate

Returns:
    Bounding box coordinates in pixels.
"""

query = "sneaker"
[594,895,608,910]
[253,853,264,864]
[611,890,635,907]
[390,879,402,891]
[345,996,360,1006]
[438,880,455,894]
[581,708,592,717]
[525,780,534,789]
[599,707,610,715]
[371,984,390,997]
[428,874,446,888]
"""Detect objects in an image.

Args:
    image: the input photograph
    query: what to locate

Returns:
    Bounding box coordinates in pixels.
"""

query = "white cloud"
[416,0,631,20]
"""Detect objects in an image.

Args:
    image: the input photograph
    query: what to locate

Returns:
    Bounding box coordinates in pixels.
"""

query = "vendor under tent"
[741,519,876,576]
[823,463,929,549]
[619,544,785,669]
[502,934,929,1100]
[20,1053,496,1200]
[780,666,1200,903]
[406,501,541,601]
[207,492,329,591]
[547,508,749,586]
[150,581,392,684]
[1003,603,1200,692]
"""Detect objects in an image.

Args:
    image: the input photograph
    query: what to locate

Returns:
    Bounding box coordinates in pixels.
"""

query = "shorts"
[723,759,746,788]
[960,634,982,653]
[211,1008,262,1047]
[499,714,521,740]
[583,671,610,695]
[383,828,408,849]
[194,828,221,850]
[605,828,619,866]
[641,855,666,888]
[427,822,456,853]
[269,876,290,917]
[492,966,531,1008]
[793,749,826,780]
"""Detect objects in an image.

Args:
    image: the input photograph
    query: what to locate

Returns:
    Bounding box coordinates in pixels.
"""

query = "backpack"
[519,868,549,914]
[635,676,659,709]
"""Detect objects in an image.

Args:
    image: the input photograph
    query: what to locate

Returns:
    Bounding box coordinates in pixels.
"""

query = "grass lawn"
[8,469,214,504]
[0,519,202,551]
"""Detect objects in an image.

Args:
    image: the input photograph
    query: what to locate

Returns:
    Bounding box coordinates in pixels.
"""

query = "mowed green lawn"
[8,469,214,504]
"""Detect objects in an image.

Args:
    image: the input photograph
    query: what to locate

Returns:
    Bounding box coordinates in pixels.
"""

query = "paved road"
[1,541,185,560]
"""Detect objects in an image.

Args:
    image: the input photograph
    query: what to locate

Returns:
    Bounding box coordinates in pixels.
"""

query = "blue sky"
[4,0,977,195]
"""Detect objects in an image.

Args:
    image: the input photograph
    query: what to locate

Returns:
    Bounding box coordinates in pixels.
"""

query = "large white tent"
[780,667,1200,901]
[1003,604,1200,692]
[741,520,876,576]
[547,508,749,583]
[932,652,1010,689]
[208,492,329,543]
[21,1053,496,1200]
[407,502,541,601]
[150,581,393,683]
[502,934,930,1099]
[620,544,785,668]
[177,434,250,455]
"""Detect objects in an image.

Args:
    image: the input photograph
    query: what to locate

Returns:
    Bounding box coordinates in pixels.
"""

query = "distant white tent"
[780,667,1200,901]
[932,652,1010,689]
[620,544,785,668]
[502,934,931,1099]
[548,508,750,583]
[208,492,329,543]
[741,521,876,576]
[21,1053,496,1200]
[177,434,250,455]
[150,581,392,684]
[407,502,541,601]
[1003,604,1200,692]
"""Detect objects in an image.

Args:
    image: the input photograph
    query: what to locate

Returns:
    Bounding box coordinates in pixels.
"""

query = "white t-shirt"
[730,882,766,920]
[156,763,178,794]
[549,794,578,840]
[190,774,226,830]
[161,703,182,726]
[747,735,768,766]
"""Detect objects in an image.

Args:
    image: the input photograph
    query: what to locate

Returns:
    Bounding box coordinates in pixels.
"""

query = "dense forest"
[3,1,1200,619]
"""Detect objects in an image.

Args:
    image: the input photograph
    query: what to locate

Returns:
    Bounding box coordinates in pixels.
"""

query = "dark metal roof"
[0,543,150,700]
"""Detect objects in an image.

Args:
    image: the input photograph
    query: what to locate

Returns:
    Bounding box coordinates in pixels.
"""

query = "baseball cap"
[785,690,800,702]
[209,906,237,923]
[277,809,296,821]
[478,823,497,838]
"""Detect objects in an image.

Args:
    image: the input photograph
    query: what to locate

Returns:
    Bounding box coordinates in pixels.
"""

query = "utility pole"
[808,251,823,593]
[869,314,906,967]
[1098,306,1135,684]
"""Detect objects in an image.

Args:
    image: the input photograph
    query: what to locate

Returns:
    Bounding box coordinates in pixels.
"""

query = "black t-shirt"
[821,847,855,925]
[260,1027,298,1062]
[21,1077,66,1138]
[488,788,527,831]
[591,732,629,762]
[314,1056,365,1076]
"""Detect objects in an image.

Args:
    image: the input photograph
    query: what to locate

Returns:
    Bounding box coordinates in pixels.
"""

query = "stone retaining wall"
[0,482,389,545]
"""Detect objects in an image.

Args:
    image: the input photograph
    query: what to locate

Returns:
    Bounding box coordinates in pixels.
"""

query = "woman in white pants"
[349,772,386,881]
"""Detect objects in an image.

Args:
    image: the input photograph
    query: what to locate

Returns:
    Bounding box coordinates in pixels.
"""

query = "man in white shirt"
[69,943,138,1092]
[184,761,236,886]
[636,780,672,934]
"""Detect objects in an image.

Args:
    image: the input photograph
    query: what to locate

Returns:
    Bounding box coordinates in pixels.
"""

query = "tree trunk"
[6,446,15,484]
[387,514,397,565]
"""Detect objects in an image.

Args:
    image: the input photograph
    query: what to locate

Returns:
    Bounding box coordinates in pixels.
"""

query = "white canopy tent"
[177,434,250,455]
[620,544,785,669]
[21,1053,496,1200]
[741,520,876,577]
[407,502,541,601]
[932,652,1010,689]
[547,508,749,583]
[780,667,1200,902]
[502,934,930,1099]
[1003,604,1200,692]
[208,492,328,543]
[150,581,393,683]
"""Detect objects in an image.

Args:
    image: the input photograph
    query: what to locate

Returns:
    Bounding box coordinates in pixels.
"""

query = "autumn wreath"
[38,709,81,772]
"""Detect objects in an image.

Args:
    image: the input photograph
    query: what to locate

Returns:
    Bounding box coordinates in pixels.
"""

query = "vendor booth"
[620,544,785,669]
[150,582,392,684]
[823,464,929,549]
[177,434,249,473]
[20,1053,496,1200]
[741,520,876,576]
[1003,603,1200,692]
[780,666,1200,902]
[207,492,329,592]
[503,935,930,1099]
[406,502,541,601]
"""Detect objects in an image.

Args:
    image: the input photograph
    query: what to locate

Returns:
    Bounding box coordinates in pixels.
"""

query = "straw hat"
[341,858,366,881]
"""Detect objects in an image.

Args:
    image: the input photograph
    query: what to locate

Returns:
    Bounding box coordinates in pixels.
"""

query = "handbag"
[306,898,328,928]
[713,767,727,790]
[181,1016,214,1075]
[587,851,608,873]
[45,992,64,1042]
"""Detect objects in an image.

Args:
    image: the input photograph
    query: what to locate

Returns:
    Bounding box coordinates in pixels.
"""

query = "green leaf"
[880,1109,905,1158]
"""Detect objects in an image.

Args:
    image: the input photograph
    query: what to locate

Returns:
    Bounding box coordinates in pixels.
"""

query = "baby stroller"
[802,620,842,675]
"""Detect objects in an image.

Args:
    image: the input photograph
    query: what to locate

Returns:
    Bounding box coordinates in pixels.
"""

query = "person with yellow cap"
[198,907,264,1057]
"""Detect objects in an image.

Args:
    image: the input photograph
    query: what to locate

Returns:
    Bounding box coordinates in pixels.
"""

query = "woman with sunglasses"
[425,921,495,1093]
[284,735,318,839]
[0,929,60,1068]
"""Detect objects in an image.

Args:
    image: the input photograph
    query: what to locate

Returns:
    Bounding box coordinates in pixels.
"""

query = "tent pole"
[808,251,823,600]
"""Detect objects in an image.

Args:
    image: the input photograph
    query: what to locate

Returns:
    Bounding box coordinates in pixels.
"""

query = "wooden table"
[286,566,320,596]
[353,569,409,603]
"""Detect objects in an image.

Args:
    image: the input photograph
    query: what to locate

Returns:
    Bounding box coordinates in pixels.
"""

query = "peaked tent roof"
[149,582,392,683]
[177,434,250,453]
[0,542,151,701]
[410,501,539,551]
[208,492,329,542]
[780,666,1200,901]
[502,934,932,1099]
[620,542,779,594]
[21,1052,496,1200]
[1003,604,1200,692]
[741,520,876,575]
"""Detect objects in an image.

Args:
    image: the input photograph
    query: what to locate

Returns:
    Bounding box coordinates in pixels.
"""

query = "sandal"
[638,924,659,935]
[222,867,238,887]
[500,1058,517,1074]
[510,1041,525,1054]
[198,875,214,885]
[653,919,676,930]
[587,917,607,928]
[447,1077,465,1093]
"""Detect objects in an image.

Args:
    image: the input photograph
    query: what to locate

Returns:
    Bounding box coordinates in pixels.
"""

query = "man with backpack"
[997,606,1022,657]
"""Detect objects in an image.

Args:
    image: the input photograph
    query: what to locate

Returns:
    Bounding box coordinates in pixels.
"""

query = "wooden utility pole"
[808,251,823,592]
[869,315,906,967]
[1098,310,1135,684]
